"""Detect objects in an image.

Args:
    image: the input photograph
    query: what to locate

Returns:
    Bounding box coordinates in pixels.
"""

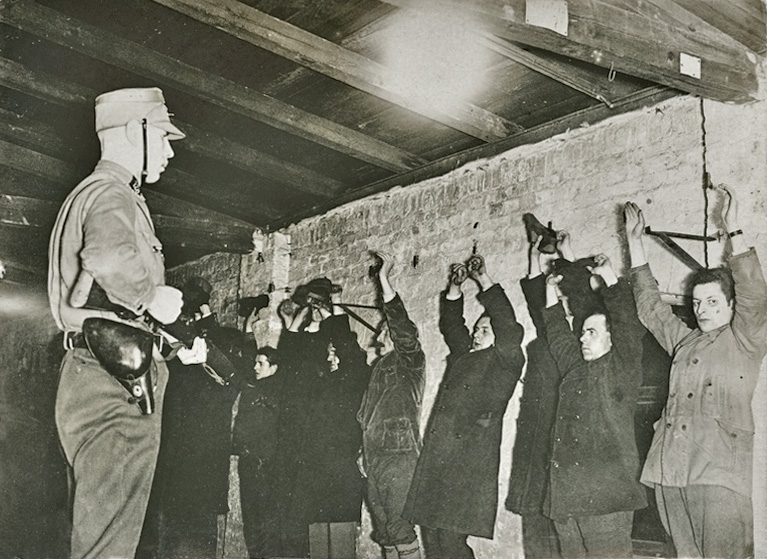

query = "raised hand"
[467,255,486,280]
[376,251,395,279]
[715,183,739,229]
[589,253,618,287]
[450,263,468,286]
[624,202,645,241]
[556,230,575,261]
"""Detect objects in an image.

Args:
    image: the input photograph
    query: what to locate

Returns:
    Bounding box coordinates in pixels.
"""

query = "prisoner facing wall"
[227,93,767,559]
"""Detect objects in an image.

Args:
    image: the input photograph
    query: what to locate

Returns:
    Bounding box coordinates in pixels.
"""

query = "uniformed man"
[48,87,185,559]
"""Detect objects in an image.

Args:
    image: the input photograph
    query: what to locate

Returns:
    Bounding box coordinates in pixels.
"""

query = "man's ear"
[125,119,143,147]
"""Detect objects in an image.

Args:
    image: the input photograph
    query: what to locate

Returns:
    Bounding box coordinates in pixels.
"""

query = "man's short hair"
[257,346,281,368]
[581,305,611,333]
[689,266,735,304]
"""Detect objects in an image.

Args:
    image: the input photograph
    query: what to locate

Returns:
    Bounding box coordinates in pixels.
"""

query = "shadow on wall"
[0,292,70,559]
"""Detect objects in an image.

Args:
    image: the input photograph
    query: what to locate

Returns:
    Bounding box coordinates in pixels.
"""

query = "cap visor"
[154,121,186,140]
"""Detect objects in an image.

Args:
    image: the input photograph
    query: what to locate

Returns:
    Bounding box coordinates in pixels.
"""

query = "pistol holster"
[82,317,156,415]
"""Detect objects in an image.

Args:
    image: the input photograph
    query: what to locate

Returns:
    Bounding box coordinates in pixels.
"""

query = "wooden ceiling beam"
[479,35,621,107]
[0,0,425,172]
[0,141,258,255]
[150,0,516,142]
[382,0,760,103]
[269,85,678,230]
[0,56,342,198]
[0,193,58,228]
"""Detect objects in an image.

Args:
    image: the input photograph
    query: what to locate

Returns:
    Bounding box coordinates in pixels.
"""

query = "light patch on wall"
[380,2,492,114]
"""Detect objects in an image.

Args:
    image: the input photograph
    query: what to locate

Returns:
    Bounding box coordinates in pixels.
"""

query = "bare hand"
[177,336,208,365]
[147,285,183,324]
[556,230,574,261]
[375,251,395,279]
[715,183,739,228]
[546,274,563,287]
[624,202,645,240]
[467,255,486,280]
[590,253,611,272]
[450,263,468,286]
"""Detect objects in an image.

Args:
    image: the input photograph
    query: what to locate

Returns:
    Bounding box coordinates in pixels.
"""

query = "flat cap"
[95,87,185,139]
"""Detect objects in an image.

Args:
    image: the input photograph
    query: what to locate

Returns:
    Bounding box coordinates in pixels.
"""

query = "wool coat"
[277,313,371,555]
[403,284,524,539]
[542,279,648,521]
[506,275,562,516]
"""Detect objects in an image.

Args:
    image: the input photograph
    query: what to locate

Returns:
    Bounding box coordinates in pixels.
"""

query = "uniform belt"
[64,331,89,350]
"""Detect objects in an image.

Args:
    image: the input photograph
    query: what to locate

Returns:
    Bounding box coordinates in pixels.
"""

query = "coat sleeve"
[477,284,525,371]
[439,292,471,360]
[630,263,692,356]
[521,275,547,336]
[729,248,767,358]
[475,284,525,422]
[79,185,160,313]
[384,294,425,381]
[542,302,583,375]
[601,278,645,372]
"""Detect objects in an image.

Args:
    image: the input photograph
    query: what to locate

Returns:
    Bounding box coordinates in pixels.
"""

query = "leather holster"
[82,317,156,415]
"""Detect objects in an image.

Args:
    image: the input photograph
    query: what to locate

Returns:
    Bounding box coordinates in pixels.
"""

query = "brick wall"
[222,93,767,558]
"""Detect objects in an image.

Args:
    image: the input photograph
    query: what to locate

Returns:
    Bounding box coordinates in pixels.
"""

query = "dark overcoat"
[542,279,648,521]
[277,314,370,547]
[505,275,562,516]
[403,284,524,538]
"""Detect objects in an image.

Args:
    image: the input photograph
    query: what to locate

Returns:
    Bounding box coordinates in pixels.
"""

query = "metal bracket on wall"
[338,302,382,334]
[644,226,720,270]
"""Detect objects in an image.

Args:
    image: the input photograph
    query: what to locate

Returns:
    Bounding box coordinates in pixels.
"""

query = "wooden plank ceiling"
[0,0,764,287]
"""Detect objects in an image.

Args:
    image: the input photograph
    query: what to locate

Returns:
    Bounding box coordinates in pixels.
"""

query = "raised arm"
[717,185,767,356]
[542,275,583,374]
[625,202,691,354]
[439,262,472,356]
[593,254,644,370]
[373,250,425,371]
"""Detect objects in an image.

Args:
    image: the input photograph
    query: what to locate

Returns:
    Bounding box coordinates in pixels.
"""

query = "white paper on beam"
[525,0,569,36]
[679,52,702,79]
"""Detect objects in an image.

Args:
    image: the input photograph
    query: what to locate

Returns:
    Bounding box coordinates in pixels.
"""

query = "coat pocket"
[381,417,416,453]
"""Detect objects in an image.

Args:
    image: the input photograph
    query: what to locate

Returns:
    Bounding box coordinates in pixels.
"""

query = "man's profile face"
[471,316,495,351]
[580,313,612,361]
[143,125,174,184]
[254,354,278,380]
[692,282,733,332]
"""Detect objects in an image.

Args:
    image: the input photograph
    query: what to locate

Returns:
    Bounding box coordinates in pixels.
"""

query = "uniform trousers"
[56,347,167,559]
[655,484,753,559]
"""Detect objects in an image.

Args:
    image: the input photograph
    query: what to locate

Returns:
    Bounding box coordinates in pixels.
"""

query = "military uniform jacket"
[631,249,767,498]
[357,294,426,462]
[48,160,166,332]
[403,284,524,539]
[542,279,648,521]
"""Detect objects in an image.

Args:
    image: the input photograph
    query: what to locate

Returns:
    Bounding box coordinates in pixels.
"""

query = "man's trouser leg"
[522,512,561,559]
[367,453,420,557]
[554,511,633,559]
[56,348,167,559]
[655,485,753,559]
[420,527,474,559]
